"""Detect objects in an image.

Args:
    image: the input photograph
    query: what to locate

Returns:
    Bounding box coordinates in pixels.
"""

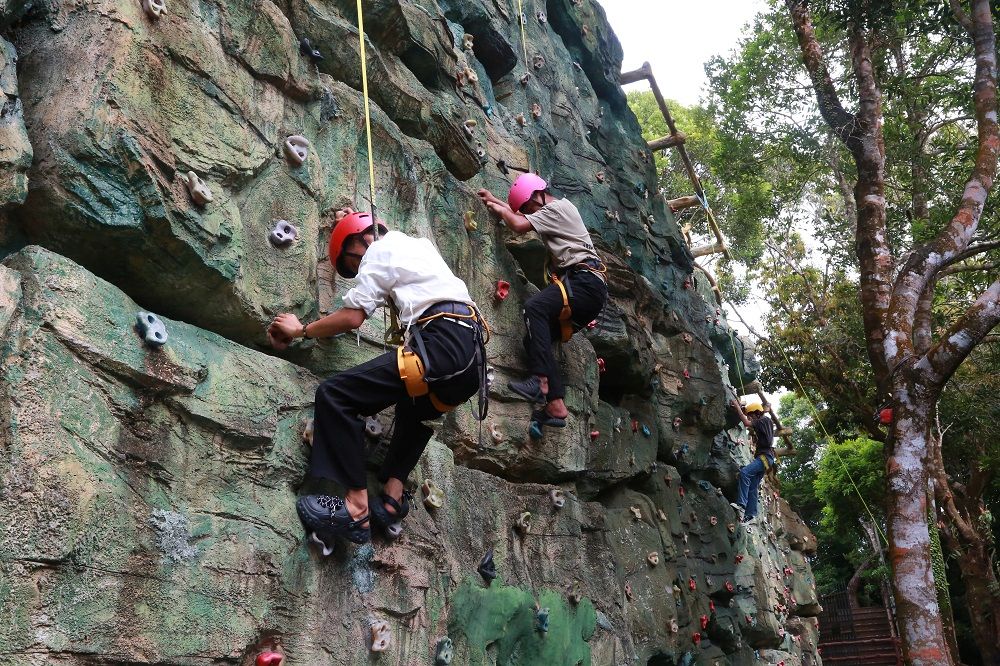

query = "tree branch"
[916,279,1000,390]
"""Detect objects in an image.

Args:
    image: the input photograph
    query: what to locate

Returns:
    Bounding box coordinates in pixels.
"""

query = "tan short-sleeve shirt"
[525,198,600,270]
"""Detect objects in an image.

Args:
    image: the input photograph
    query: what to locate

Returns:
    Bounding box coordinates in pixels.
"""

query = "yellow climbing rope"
[355,0,379,238]
[723,297,889,548]
[515,0,530,73]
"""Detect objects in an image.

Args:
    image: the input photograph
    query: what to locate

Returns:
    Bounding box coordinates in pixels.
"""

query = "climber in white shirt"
[267,209,487,554]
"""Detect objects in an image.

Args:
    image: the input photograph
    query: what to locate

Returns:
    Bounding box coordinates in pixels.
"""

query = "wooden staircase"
[817,592,903,665]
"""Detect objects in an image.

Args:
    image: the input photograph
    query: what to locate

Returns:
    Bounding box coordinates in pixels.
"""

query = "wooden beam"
[691,241,729,258]
[648,132,686,151]
[619,62,652,86]
[668,195,700,212]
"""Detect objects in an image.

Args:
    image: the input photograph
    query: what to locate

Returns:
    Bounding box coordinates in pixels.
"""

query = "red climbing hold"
[494,280,510,301]
[589,430,600,441]
[597,357,606,373]
[709,600,715,612]
[683,278,691,289]
[587,319,597,329]
[725,581,735,593]
[692,632,701,645]
[879,407,893,424]
[679,486,685,498]
[682,368,690,379]
[689,577,696,591]
[256,653,284,666]
[700,614,709,630]
[734,554,744,564]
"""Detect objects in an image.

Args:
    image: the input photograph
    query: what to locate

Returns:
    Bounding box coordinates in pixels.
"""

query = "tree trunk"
[955,541,1000,666]
[885,378,952,664]
[847,554,873,609]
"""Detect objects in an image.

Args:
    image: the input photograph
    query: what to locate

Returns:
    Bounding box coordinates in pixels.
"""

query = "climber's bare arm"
[477,188,533,234]
[268,308,366,350]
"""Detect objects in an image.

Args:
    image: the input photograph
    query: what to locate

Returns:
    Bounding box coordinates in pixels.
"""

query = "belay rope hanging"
[355,0,379,240]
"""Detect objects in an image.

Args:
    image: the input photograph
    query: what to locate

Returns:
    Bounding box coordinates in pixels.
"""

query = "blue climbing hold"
[535,607,550,633]
[678,443,689,455]
[529,421,543,440]
[698,480,713,493]
[650,377,660,390]
[641,425,651,438]
[136,311,168,347]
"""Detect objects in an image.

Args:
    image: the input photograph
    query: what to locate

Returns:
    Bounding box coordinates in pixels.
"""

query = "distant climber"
[729,400,775,523]
[477,174,607,437]
[268,209,488,552]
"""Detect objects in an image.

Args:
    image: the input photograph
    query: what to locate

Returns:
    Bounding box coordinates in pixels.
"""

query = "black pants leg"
[522,271,608,400]
[309,319,480,488]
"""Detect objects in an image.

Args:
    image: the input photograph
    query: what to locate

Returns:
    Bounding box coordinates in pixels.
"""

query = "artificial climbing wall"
[0,0,822,664]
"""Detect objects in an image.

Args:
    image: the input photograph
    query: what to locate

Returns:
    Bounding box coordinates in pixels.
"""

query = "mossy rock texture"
[0,0,821,664]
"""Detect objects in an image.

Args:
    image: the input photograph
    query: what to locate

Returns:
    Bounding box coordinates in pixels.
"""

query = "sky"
[597,0,770,107]
[597,0,780,405]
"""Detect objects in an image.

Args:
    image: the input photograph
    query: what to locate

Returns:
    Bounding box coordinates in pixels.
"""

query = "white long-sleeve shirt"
[341,230,475,325]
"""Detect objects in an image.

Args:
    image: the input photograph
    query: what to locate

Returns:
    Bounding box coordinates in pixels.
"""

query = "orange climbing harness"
[549,260,608,343]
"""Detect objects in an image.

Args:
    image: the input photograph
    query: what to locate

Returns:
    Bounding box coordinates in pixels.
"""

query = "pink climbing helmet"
[507,173,547,213]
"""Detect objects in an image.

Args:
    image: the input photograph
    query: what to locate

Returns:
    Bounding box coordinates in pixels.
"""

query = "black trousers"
[522,270,608,400]
[310,317,481,488]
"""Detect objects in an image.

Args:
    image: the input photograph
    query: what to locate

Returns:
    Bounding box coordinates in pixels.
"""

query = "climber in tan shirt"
[478,173,607,439]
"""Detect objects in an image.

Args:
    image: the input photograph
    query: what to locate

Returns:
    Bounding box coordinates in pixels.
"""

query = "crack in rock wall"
[0,1,822,664]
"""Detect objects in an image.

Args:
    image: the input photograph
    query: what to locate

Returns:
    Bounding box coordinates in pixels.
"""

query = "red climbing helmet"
[507,172,547,213]
[328,211,387,278]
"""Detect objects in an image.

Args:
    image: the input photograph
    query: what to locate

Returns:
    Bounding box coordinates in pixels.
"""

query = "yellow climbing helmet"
[744,402,765,414]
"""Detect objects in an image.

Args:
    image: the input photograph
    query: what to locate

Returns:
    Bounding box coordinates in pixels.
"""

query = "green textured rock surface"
[0,0,822,663]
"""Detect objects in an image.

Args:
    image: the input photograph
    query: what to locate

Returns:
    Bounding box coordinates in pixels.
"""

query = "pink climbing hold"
[597,358,606,373]
[494,280,510,301]
[587,319,597,329]
[256,652,284,666]
[725,581,735,592]
[688,577,696,591]
[589,430,600,441]
[682,368,690,379]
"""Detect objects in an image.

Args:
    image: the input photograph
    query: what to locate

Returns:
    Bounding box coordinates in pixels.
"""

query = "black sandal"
[371,491,412,539]
[531,408,566,428]
[296,494,371,549]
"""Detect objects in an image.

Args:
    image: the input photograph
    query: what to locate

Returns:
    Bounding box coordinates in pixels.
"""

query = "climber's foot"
[509,376,545,403]
[297,494,371,547]
[531,408,566,428]
[730,502,745,522]
[371,490,413,540]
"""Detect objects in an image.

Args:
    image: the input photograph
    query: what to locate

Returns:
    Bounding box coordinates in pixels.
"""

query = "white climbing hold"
[184,171,213,206]
[142,0,166,19]
[370,619,391,652]
[533,54,545,70]
[488,421,503,443]
[536,10,547,23]
[422,480,445,509]
[136,311,168,347]
[550,489,566,508]
[301,418,314,446]
[464,66,479,84]
[516,511,531,534]
[462,33,474,51]
[515,113,527,126]
[269,220,298,246]
[283,135,310,166]
[531,102,542,119]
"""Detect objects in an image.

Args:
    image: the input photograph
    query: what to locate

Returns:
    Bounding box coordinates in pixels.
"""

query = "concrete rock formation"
[0,1,821,665]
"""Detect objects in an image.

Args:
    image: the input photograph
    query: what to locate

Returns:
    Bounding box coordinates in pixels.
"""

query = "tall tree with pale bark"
[780,0,999,663]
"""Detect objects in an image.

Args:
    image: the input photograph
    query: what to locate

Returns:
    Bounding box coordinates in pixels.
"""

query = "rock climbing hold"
[647,551,659,566]
[697,480,711,492]
[692,632,701,646]
[516,511,531,534]
[283,135,310,166]
[705,575,713,587]
[734,554,743,564]
[535,607,550,633]
[476,145,487,160]
[597,357,606,373]
[479,549,497,584]
[682,368,691,379]
[669,618,678,633]
[879,407,893,424]
[624,582,633,600]
[520,72,531,85]
[462,33,474,50]
[301,418,314,446]
[536,10,547,23]
[422,480,444,509]
[136,311,168,347]
[256,652,284,666]
[529,421,543,440]
[700,614,709,630]
[464,66,479,84]
[269,220,298,246]
[784,566,793,576]
[630,419,639,433]
[463,119,477,139]
[682,332,693,344]
[435,637,454,665]
[299,37,323,62]
[531,102,542,119]
[143,0,166,19]
[485,365,495,388]
[629,505,642,521]
[493,280,510,301]
[679,485,685,498]
[595,170,605,183]
[533,54,545,70]
[364,416,382,438]
[709,600,716,612]
[657,508,667,521]
[710,516,718,526]
[370,619,391,652]
[515,112,527,126]
[682,278,692,290]
[726,581,735,593]
[589,430,600,442]
[650,377,660,390]
[689,577,696,591]
[488,421,503,444]
[464,210,477,231]
[587,319,597,329]
[641,425,651,438]
[549,488,566,508]
[184,171,213,206]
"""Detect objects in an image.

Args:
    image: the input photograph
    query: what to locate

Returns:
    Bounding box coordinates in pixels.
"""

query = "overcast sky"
[598,0,770,106]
